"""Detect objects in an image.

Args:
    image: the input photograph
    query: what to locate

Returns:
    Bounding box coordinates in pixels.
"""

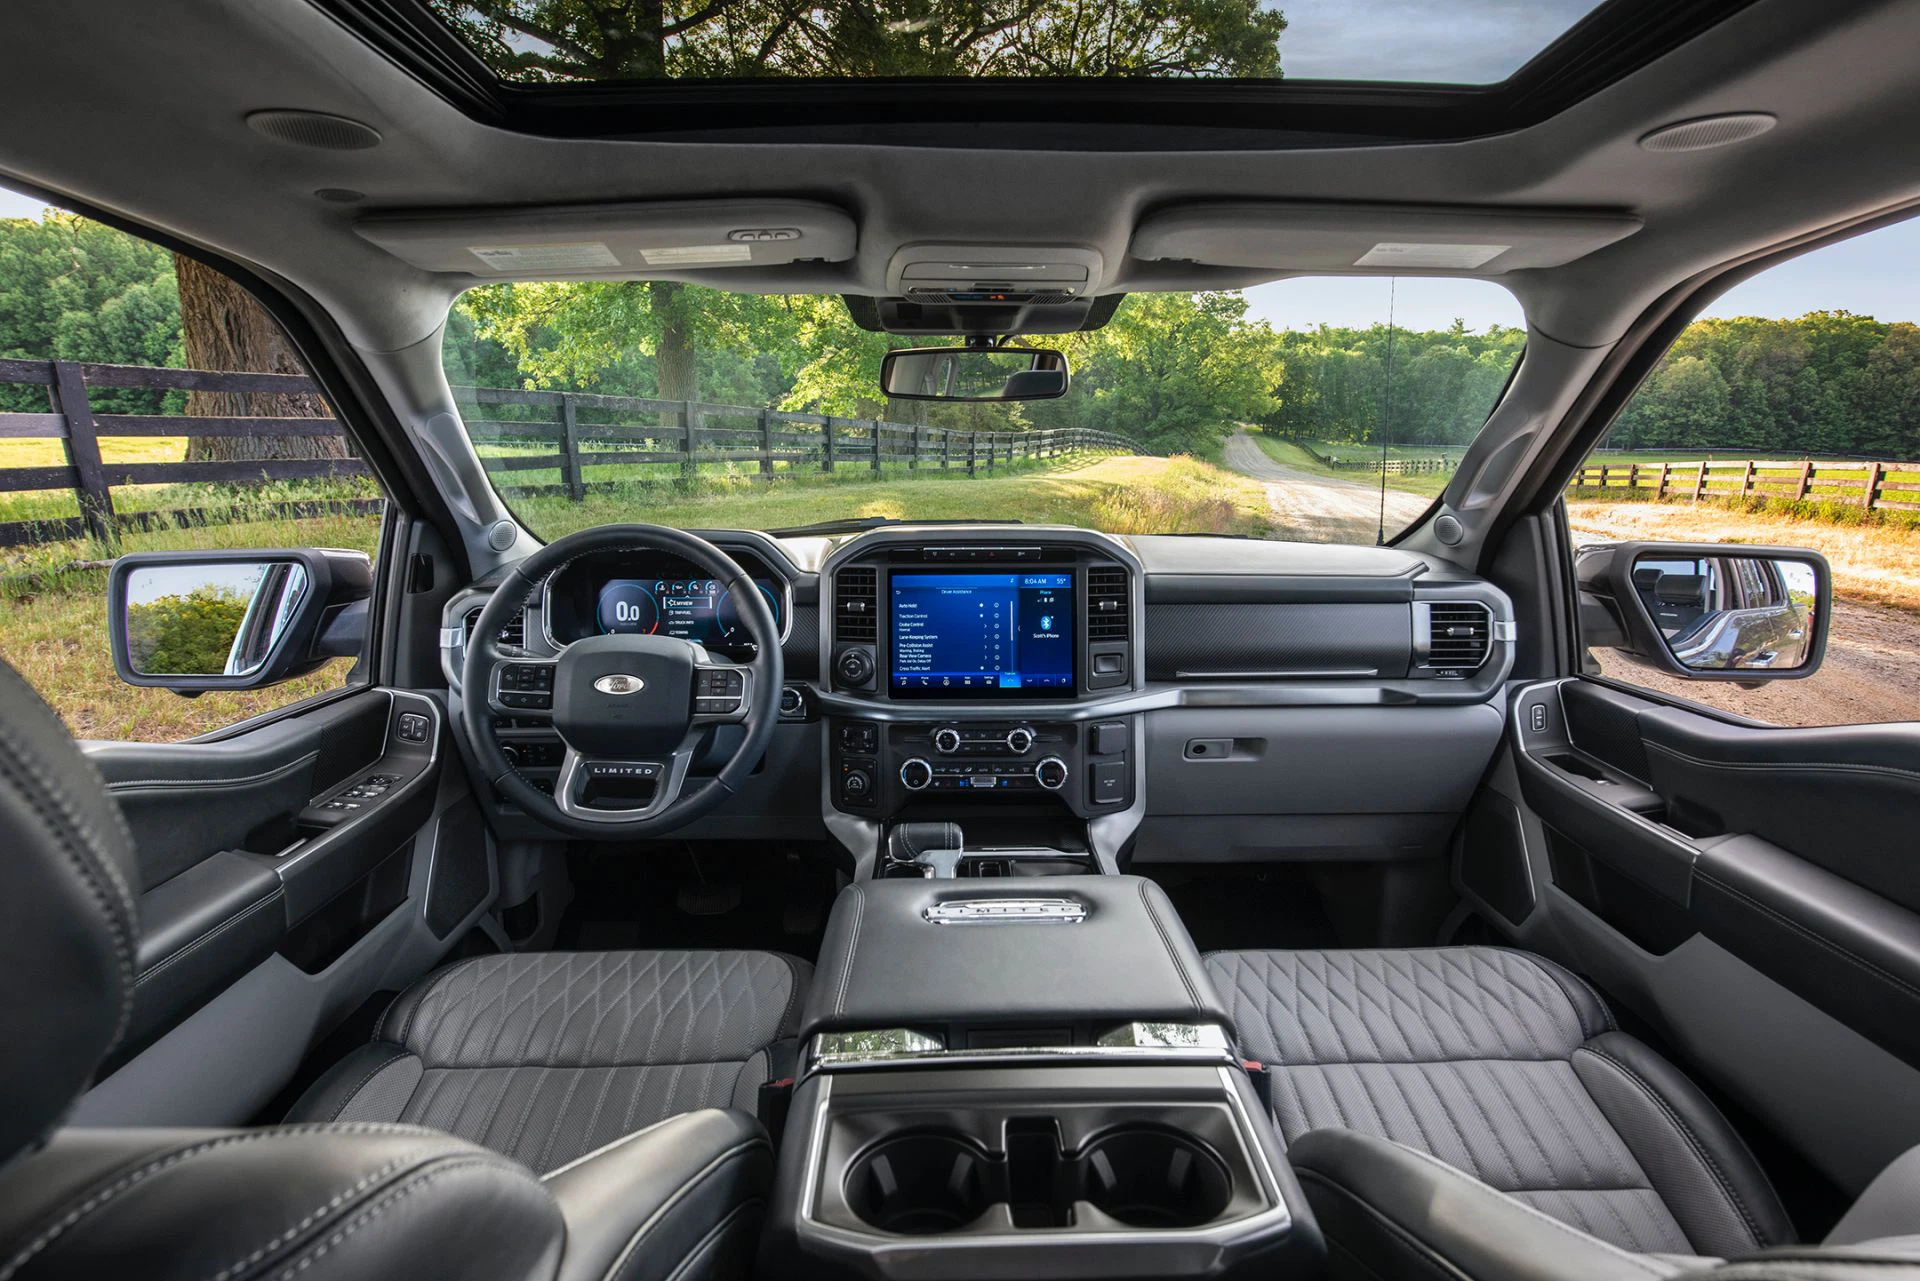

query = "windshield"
[441,279,1524,544]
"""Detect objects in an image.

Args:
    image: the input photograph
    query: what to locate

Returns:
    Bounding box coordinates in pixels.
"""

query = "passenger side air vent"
[1420,601,1493,673]
[835,566,878,643]
[464,606,526,650]
[1086,565,1131,642]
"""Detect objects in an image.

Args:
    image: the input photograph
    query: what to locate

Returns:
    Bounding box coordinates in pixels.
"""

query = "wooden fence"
[1567,458,1920,513]
[1292,442,1454,475]
[0,358,1142,547]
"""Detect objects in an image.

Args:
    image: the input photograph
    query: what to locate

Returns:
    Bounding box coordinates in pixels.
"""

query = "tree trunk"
[649,281,698,405]
[176,254,344,462]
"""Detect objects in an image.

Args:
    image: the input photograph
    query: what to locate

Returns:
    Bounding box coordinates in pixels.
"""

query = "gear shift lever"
[888,821,964,879]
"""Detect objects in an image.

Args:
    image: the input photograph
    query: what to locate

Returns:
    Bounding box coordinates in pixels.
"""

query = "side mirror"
[1575,541,1829,681]
[880,346,1069,402]
[108,549,372,693]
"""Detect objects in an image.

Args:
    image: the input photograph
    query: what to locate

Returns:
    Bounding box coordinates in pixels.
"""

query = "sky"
[6,183,1917,333]
[1268,0,1602,84]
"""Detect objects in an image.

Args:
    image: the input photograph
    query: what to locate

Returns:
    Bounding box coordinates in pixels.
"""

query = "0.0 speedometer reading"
[594,577,780,647]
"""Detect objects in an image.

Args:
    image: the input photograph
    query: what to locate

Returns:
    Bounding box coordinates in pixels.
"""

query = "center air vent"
[835,566,878,643]
[464,606,526,650]
[1420,601,1493,673]
[1086,565,1131,642]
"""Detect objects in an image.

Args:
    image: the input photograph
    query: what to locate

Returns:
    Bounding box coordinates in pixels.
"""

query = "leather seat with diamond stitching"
[286,949,812,1173]
[1203,946,1795,1258]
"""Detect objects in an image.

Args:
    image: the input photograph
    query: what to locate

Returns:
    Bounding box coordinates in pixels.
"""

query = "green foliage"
[124,585,248,675]
[0,213,184,413]
[1264,321,1526,449]
[431,0,1286,82]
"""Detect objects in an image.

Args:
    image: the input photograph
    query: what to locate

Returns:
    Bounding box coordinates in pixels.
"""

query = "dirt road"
[1221,430,1429,544]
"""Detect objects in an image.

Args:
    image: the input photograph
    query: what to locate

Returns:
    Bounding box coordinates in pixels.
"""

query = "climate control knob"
[931,727,963,755]
[1005,727,1035,754]
[1034,756,1069,790]
[900,757,934,791]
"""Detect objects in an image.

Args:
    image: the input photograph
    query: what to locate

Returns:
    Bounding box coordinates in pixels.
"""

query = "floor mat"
[557,843,838,964]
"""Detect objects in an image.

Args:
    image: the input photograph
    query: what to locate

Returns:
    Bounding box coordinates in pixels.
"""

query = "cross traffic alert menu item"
[889,572,1075,697]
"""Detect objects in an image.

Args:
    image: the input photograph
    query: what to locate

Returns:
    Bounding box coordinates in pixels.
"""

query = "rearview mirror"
[1575,541,1829,681]
[108,549,372,693]
[880,346,1069,402]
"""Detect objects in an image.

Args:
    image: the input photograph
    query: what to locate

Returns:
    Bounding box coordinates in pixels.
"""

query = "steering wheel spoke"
[552,746,694,825]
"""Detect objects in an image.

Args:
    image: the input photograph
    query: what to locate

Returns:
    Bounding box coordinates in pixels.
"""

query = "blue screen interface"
[890,572,1074,696]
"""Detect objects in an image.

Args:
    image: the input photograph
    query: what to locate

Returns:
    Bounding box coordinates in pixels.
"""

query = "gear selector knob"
[887,821,964,879]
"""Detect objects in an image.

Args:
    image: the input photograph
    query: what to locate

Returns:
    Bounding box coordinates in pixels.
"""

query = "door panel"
[81,689,447,1066]
[1509,677,1920,1067]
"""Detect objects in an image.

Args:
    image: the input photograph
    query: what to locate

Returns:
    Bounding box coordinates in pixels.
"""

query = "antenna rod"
[1377,277,1398,546]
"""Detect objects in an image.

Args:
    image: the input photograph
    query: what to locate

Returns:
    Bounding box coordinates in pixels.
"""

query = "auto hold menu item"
[890,571,1074,696]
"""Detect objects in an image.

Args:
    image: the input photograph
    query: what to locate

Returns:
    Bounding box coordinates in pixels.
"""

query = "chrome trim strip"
[806,1024,1235,1073]
[923,897,1088,925]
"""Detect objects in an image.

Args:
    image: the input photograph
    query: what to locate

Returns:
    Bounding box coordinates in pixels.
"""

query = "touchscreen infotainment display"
[890,571,1074,697]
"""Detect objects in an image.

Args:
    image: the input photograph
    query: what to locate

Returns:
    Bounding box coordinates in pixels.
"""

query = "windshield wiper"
[763,517,1021,537]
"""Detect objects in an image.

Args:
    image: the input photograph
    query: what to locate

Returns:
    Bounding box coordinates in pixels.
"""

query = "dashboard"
[441,525,1517,875]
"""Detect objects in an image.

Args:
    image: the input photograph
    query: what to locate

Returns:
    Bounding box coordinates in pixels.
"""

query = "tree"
[1074,292,1273,453]
[174,255,343,462]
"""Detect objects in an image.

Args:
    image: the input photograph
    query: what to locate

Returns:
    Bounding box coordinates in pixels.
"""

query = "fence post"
[941,429,951,471]
[967,432,977,476]
[908,424,920,472]
[1862,461,1883,511]
[1740,459,1756,499]
[1627,463,1639,493]
[1692,461,1708,502]
[1795,460,1814,500]
[51,361,115,545]
[823,417,835,473]
[871,421,883,474]
[559,392,585,502]
[679,402,696,479]
[758,408,775,479]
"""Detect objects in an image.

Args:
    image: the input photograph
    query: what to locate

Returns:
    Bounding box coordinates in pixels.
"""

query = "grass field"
[1248,434,1456,498]
[0,452,1263,741]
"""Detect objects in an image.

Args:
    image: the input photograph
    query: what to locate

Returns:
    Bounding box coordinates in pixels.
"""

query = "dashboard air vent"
[1086,565,1131,643]
[464,606,526,650]
[836,566,878,643]
[1423,602,1493,672]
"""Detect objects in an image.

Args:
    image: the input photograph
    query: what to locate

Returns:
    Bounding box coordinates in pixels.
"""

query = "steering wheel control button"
[900,757,935,791]
[1035,757,1069,790]
[693,697,742,715]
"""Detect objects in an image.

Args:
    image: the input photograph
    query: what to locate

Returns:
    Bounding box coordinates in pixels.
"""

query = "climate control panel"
[831,718,1132,818]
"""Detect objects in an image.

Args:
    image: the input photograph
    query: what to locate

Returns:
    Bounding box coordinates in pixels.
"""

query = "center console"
[819,532,1146,877]
[761,876,1322,1279]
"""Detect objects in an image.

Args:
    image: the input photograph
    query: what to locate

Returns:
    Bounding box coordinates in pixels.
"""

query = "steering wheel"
[461,525,783,839]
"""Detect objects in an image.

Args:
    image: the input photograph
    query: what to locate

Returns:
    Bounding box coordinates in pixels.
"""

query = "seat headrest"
[1654,574,1706,604]
[0,659,140,1165]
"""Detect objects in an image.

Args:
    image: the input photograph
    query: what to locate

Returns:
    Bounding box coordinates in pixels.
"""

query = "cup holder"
[845,1132,1000,1235]
[1081,1126,1233,1228]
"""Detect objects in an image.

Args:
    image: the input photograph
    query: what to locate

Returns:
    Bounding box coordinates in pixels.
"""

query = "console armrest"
[543,1109,772,1281]
[1289,1129,1696,1281]
[803,875,1231,1039]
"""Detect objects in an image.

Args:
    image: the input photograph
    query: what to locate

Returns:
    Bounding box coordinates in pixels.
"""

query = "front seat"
[1204,947,1794,1257]
[0,661,769,1281]
[285,948,811,1173]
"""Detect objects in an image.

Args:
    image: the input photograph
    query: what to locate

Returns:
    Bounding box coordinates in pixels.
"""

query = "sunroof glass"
[425,0,1610,87]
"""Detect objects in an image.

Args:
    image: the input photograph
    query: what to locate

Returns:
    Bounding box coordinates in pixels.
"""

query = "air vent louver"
[1086,565,1131,642]
[1424,602,1492,671]
[464,606,526,650]
[836,566,878,643]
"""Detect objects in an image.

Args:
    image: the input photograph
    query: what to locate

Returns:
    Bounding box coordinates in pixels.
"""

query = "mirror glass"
[122,562,309,677]
[1629,552,1819,672]
[880,347,1068,402]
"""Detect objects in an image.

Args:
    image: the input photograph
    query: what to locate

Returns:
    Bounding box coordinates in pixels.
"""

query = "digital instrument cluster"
[543,549,784,656]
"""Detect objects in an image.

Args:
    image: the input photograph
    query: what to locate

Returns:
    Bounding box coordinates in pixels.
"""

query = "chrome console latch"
[923,897,1087,925]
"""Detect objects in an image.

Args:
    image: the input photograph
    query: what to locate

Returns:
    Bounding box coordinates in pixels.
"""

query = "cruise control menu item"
[890,571,1073,697]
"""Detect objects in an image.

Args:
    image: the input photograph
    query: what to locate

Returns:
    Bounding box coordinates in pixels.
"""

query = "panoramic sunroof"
[423,0,1610,87]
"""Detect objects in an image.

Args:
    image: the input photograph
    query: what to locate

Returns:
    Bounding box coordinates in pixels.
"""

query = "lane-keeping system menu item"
[890,571,1074,695]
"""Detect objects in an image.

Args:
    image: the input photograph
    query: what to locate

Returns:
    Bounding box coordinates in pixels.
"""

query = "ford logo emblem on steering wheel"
[593,674,646,695]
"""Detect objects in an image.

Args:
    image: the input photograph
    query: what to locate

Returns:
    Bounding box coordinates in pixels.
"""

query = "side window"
[0,191,386,741]
[1568,219,1920,728]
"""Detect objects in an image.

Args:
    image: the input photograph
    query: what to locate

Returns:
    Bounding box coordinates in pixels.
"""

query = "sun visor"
[1131,202,1641,274]
[354,199,857,277]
